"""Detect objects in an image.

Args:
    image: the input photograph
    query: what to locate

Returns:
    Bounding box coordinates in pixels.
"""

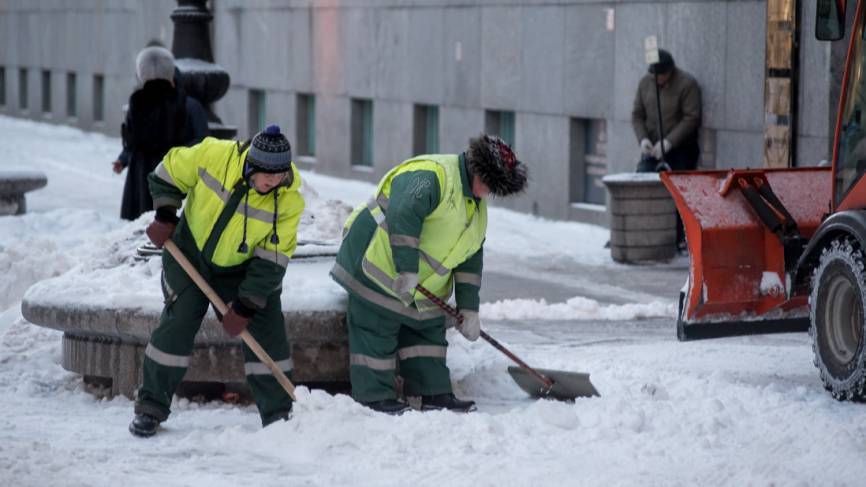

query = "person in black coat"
[112,45,208,220]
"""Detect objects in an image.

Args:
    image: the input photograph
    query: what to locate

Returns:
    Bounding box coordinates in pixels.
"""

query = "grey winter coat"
[631,67,702,149]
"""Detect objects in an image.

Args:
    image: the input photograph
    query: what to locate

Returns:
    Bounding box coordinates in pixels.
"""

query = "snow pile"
[297,177,353,244]
[481,296,677,321]
[20,220,347,313]
[0,209,130,311]
[484,207,610,266]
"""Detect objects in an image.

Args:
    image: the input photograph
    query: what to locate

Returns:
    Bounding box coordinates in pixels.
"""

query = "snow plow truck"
[660,0,866,401]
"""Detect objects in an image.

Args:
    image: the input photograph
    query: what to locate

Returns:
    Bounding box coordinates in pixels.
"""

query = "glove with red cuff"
[221,300,255,337]
[146,207,180,249]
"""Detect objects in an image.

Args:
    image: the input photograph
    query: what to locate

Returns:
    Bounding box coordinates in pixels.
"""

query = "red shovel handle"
[415,284,555,390]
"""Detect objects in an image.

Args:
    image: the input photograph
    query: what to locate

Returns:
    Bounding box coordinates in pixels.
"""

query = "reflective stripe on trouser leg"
[397,316,452,397]
[242,291,293,424]
[135,270,210,422]
[347,295,401,403]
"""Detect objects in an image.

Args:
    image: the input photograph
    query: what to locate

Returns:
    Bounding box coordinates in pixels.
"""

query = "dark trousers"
[636,136,700,173]
[134,251,293,426]
[346,295,452,403]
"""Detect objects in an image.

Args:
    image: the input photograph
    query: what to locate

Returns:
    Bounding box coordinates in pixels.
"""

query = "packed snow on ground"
[1,116,866,486]
[480,296,677,321]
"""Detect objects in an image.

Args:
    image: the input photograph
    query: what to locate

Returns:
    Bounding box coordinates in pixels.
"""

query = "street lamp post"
[171,0,236,139]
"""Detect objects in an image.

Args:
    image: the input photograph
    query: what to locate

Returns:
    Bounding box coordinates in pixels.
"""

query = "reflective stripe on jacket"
[338,154,486,312]
[148,136,305,308]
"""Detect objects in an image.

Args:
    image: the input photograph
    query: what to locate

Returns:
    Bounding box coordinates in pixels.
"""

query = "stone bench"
[0,170,47,215]
[602,172,677,263]
[22,255,350,399]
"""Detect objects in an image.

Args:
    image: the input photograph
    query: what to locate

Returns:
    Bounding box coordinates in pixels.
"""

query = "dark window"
[41,70,51,114]
[296,93,316,157]
[19,68,28,110]
[413,104,439,154]
[248,89,266,137]
[569,118,608,205]
[351,98,374,167]
[66,72,77,118]
[0,67,6,107]
[93,74,104,122]
[485,109,516,148]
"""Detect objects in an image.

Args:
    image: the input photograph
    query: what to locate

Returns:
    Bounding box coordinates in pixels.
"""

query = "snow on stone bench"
[0,170,47,215]
[21,181,354,398]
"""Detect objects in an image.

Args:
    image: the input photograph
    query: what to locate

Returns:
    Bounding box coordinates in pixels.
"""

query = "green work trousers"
[347,294,452,402]
[135,250,293,425]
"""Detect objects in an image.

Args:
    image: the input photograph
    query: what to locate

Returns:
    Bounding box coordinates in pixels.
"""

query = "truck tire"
[810,238,866,401]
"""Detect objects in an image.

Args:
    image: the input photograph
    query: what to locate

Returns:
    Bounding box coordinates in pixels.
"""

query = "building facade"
[0,0,836,225]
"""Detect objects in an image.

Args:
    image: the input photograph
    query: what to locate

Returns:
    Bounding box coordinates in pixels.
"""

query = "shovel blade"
[507,366,600,401]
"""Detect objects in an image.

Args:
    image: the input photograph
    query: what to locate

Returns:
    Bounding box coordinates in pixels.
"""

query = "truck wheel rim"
[824,272,863,366]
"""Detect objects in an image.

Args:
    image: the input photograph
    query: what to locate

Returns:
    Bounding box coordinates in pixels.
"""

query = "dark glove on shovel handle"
[146,208,179,249]
[222,301,254,337]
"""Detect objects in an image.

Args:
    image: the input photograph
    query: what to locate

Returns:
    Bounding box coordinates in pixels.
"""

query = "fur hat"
[465,134,528,196]
[136,46,175,84]
[245,125,293,176]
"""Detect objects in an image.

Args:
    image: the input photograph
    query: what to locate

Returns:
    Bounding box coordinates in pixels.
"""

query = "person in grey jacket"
[632,49,702,172]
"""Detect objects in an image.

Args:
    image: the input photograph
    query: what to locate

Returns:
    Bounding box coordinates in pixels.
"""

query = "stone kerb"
[0,170,48,215]
[602,172,677,263]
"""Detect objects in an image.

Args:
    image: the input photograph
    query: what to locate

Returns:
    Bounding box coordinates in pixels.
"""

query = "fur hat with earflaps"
[465,134,528,196]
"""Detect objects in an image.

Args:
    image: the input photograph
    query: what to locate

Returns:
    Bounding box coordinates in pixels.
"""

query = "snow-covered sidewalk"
[1,116,864,486]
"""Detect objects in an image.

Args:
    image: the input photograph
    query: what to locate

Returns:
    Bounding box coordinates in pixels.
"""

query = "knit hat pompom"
[246,124,293,175]
[465,134,528,196]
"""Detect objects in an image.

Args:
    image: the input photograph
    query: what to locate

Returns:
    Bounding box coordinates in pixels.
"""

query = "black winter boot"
[421,393,476,412]
[362,399,411,415]
[129,413,160,437]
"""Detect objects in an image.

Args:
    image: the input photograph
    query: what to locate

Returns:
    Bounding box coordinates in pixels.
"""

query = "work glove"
[639,138,653,155]
[444,312,460,329]
[221,300,255,337]
[393,272,419,306]
[456,310,481,342]
[145,207,179,249]
[651,139,672,160]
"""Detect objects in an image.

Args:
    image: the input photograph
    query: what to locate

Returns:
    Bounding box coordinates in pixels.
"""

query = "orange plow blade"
[660,167,831,340]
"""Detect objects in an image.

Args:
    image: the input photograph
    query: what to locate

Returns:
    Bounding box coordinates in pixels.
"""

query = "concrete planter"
[0,170,47,215]
[602,173,677,263]
[21,298,348,399]
[21,246,350,399]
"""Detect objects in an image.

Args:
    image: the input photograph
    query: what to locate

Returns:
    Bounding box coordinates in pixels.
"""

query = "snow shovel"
[415,285,599,401]
[164,239,297,401]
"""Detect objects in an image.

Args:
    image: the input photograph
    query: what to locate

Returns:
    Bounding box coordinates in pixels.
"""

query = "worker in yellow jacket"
[129,125,304,437]
[331,134,528,414]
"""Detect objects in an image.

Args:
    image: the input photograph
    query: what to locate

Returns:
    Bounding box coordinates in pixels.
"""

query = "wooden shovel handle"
[163,240,297,401]
[414,284,555,390]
